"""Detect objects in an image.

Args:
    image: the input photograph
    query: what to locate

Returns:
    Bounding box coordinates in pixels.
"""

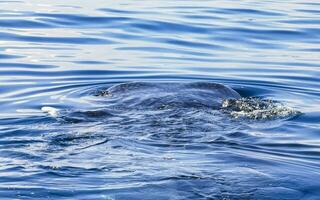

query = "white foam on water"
[222,98,300,120]
[41,106,59,117]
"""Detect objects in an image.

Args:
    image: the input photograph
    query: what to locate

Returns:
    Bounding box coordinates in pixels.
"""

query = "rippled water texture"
[1,0,320,199]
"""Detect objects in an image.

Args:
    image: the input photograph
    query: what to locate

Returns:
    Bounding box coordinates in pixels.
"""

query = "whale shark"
[42,82,299,120]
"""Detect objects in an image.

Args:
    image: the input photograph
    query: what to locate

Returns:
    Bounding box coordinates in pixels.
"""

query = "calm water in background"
[0,0,320,199]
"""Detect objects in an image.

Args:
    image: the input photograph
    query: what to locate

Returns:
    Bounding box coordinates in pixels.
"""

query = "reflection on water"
[0,0,320,199]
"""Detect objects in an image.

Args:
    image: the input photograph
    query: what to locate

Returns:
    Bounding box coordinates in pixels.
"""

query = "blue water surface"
[0,0,320,199]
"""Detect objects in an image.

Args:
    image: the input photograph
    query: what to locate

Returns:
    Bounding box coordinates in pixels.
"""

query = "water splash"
[222,97,300,120]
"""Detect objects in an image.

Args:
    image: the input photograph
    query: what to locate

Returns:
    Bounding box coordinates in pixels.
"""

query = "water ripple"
[0,32,113,44]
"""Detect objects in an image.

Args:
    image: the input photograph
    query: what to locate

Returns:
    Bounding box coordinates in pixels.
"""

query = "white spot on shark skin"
[41,106,59,117]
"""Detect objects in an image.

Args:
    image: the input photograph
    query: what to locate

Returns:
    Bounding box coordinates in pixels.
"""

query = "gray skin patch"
[96,82,241,110]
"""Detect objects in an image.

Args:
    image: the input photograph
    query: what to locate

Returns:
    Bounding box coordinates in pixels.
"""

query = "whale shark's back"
[96,82,241,110]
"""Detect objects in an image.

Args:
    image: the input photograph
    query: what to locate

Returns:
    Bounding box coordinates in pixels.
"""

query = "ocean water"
[0,0,320,199]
